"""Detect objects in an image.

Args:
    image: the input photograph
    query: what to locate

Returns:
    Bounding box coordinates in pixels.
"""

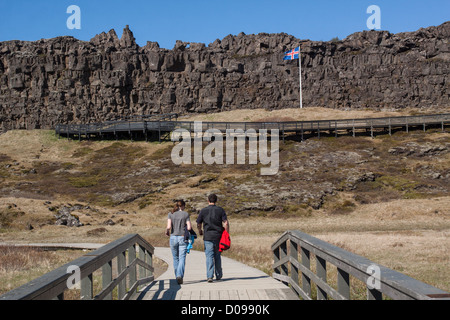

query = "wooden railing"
[55,113,450,137]
[272,230,450,300]
[0,234,154,300]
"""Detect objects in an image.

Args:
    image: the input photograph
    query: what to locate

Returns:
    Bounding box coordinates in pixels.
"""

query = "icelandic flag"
[283,47,300,60]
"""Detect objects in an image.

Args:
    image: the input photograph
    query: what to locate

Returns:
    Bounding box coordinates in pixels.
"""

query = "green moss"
[335,200,356,214]
[68,176,100,188]
[138,194,157,209]
[72,147,94,158]
[282,204,312,217]
[376,175,420,192]
[61,162,76,170]
[147,144,176,161]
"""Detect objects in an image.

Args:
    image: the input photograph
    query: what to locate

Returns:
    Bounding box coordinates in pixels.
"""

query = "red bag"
[219,229,231,252]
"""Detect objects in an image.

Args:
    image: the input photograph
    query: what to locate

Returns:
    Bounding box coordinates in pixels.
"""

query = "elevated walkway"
[55,113,450,142]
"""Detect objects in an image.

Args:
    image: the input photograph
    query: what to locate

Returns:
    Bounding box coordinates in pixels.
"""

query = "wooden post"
[301,247,311,298]
[317,121,320,139]
[146,250,153,278]
[367,287,382,300]
[102,260,113,300]
[158,121,161,143]
[118,251,126,300]
[316,256,327,300]
[279,241,289,285]
[370,120,374,139]
[301,123,304,142]
[337,268,350,299]
[139,245,146,288]
[129,244,137,292]
[54,292,64,300]
[81,274,93,300]
[273,246,280,275]
[290,240,299,294]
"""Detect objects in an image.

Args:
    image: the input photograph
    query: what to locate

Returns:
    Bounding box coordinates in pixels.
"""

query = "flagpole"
[299,46,303,109]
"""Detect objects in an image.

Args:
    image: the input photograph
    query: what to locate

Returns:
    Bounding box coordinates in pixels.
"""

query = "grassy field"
[0,107,449,298]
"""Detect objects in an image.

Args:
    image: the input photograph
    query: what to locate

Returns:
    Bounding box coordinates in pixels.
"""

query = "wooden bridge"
[55,113,450,142]
[139,247,297,300]
[1,232,448,300]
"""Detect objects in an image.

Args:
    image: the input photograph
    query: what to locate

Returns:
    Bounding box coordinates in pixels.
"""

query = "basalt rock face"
[0,22,449,130]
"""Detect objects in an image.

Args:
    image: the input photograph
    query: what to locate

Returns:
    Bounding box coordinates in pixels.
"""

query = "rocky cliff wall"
[0,22,449,130]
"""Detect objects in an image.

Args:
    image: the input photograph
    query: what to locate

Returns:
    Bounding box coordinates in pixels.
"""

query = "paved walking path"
[137,247,298,300]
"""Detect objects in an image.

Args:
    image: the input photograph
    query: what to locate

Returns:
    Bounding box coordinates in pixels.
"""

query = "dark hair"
[208,194,217,203]
[172,200,186,213]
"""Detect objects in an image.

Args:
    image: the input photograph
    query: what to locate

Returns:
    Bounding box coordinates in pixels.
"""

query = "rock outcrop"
[0,22,449,130]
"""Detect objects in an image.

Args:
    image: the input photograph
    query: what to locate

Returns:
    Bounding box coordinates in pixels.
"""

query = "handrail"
[0,234,154,300]
[272,230,450,300]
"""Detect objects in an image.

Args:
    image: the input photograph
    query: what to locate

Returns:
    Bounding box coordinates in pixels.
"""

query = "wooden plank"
[256,289,270,300]
[141,247,304,301]
[210,290,220,300]
[177,290,191,300]
[200,290,210,300]
[278,288,301,300]
[265,289,282,300]
[190,290,201,300]
[238,290,250,300]
[219,290,230,300]
[228,290,239,300]
[247,289,259,300]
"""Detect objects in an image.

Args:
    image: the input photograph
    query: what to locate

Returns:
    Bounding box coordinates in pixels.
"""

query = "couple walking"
[165,194,230,284]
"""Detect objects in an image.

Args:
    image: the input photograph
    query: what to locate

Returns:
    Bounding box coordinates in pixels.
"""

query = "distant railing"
[0,234,154,300]
[55,113,450,139]
[272,230,450,300]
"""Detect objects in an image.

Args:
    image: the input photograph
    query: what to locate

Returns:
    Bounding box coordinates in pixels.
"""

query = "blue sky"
[0,0,448,49]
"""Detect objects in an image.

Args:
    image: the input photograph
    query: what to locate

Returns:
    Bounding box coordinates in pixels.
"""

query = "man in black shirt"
[197,194,230,282]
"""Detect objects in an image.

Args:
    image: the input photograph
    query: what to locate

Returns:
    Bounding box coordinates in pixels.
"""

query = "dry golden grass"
[223,196,450,295]
[0,246,85,295]
[180,106,450,122]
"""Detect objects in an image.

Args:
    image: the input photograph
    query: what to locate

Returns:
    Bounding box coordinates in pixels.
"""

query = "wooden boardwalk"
[137,247,298,300]
[55,113,450,142]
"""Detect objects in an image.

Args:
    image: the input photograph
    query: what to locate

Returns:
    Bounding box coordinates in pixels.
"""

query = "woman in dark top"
[165,200,191,284]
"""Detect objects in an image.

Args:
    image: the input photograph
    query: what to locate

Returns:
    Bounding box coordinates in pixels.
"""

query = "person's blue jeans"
[204,240,222,280]
[170,235,187,279]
